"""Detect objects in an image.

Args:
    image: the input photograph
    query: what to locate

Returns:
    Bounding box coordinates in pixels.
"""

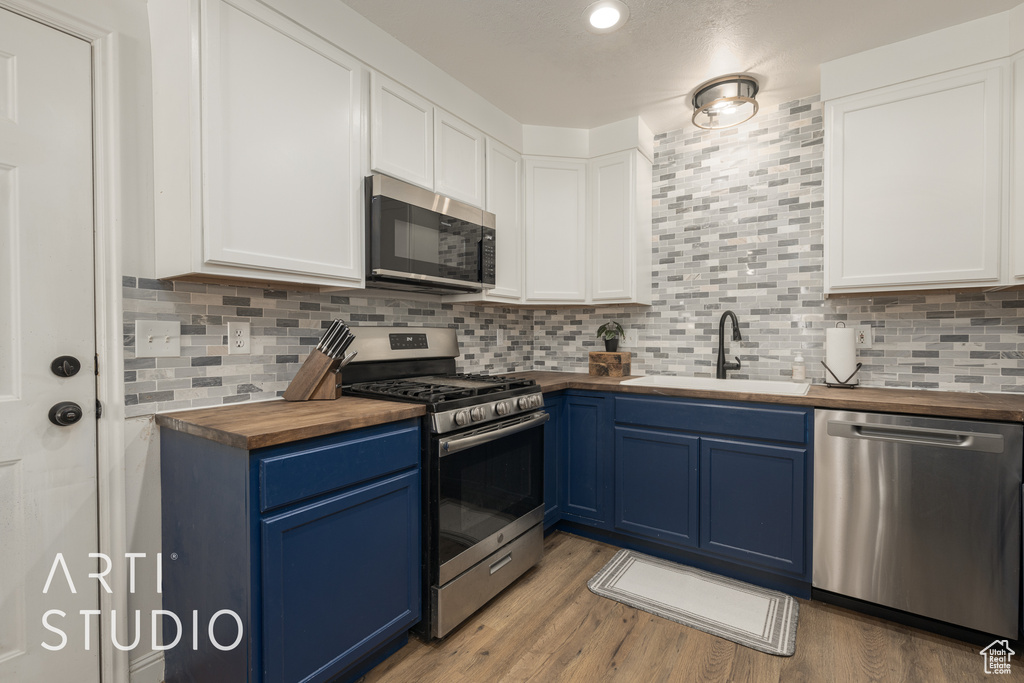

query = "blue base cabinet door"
[261,470,421,683]
[614,427,699,547]
[562,393,612,528]
[543,394,566,528]
[699,438,805,575]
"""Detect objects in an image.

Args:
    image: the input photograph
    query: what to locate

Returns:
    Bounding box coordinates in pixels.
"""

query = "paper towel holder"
[821,360,862,388]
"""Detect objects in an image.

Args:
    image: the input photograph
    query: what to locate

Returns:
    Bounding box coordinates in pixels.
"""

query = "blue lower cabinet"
[261,470,420,683]
[699,438,806,575]
[562,393,613,528]
[161,419,422,683]
[543,394,566,528]
[614,427,699,548]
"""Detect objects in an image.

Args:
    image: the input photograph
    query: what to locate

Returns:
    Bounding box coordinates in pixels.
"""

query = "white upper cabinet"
[1013,54,1024,282]
[483,138,523,300]
[588,150,652,304]
[151,0,365,287]
[524,157,588,303]
[435,111,486,208]
[370,73,434,191]
[369,74,487,208]
[825,63,1004,294]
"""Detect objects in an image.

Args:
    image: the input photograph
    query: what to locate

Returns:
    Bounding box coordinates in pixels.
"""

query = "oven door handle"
[440,412,550,456]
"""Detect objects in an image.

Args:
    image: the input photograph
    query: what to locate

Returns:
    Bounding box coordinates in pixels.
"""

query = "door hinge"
[95,353,99,376]
[96,399,102,419]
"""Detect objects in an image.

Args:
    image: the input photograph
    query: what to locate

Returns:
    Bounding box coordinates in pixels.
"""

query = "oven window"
[437,421,543,567]
[373,196,481,282]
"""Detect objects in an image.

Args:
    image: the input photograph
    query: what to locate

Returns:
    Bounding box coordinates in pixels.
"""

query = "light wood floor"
[362,531,1022,683]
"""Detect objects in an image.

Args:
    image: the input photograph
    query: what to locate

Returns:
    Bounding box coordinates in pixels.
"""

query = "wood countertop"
[508,371,1024,422]
[154,397,425,450]
[156,372,1024,450]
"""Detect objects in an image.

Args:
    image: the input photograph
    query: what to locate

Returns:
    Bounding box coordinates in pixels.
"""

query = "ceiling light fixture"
[691,75,759,130]
[584,0,629,33]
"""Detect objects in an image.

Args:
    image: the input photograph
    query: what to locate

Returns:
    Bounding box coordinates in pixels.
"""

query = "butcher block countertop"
[509,371,1024,422]
[156,371,1024,449]
[154,397,425,450]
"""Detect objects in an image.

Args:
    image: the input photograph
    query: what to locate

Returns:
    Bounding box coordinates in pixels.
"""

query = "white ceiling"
[337,0,1020,134]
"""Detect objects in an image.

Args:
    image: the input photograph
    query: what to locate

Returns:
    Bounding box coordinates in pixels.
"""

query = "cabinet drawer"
[259,420,420,511]
[615,396,809,445]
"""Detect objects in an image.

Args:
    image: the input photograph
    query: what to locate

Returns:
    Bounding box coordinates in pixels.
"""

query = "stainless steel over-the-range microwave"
[365,174,496,294]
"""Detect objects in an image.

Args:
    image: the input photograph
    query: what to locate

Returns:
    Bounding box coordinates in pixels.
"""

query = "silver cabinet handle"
[440,412,550,457]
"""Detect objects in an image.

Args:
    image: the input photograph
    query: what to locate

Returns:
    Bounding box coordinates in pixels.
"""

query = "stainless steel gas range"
[342,327,546,639]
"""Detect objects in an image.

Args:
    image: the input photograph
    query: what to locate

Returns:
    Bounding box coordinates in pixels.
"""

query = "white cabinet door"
[201,0,364,282]
[1013,55,1024,281]
[589,151,635,301]
[485,138,524,300]
[435,110,485,207]
[825,64,1004,292]
[370,72,433,190]
[524,157,587,302]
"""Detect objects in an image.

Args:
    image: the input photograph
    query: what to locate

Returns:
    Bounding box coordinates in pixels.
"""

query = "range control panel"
[389,333,429,350]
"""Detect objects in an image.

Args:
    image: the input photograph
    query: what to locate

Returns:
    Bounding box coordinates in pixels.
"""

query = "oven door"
[432,411,547,585]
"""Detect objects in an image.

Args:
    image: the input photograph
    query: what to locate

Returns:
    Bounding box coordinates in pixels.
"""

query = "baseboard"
[129,651,164,683]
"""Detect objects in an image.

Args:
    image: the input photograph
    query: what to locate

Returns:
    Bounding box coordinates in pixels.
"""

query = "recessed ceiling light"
[584,0,629,34]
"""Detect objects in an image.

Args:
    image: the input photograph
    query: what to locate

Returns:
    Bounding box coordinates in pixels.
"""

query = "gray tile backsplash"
[125,95,1024,415]
[122,278,533,417]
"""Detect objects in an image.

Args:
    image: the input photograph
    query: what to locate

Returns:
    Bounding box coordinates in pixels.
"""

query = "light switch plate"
[622,327,640,348]
[136,320,181,358]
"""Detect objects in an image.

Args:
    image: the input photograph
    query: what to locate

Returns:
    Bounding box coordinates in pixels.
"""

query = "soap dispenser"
[792,351,806,381]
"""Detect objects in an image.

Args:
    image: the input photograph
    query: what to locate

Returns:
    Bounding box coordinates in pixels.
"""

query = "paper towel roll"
[825,326,857,384]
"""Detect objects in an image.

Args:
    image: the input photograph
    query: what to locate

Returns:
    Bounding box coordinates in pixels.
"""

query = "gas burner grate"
[346,374,537,405]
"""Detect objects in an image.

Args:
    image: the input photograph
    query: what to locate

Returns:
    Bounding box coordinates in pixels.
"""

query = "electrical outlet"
[622,327,640,348]
[854,325,873,349]
[136,320,180,358]
[497,328,506,345]
[228,322,251,355]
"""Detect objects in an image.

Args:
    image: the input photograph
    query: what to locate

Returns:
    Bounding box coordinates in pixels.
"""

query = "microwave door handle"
[439,412,550,456]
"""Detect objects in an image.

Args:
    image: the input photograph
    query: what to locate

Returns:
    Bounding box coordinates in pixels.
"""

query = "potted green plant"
[596,321,625,352]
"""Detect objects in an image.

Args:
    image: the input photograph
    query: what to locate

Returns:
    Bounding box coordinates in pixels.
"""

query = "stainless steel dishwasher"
[813,409,1022,638]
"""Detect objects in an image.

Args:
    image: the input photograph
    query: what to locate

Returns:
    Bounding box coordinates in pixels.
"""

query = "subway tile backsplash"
[125,95,1024,415]
[122,279,534,417]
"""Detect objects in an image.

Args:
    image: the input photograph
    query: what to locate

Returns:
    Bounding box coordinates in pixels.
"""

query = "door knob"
[51,356,81,378]
[48,401,83,426]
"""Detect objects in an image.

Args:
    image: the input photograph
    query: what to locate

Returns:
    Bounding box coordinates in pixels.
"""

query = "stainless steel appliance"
[365,174,496,294]
[342,327,545,638]
[813,409,1023,638]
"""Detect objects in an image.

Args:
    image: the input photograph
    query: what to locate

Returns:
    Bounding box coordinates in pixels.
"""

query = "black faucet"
[716,310,742,379]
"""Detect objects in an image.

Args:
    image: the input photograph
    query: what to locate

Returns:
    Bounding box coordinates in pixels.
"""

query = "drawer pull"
[489,554,513,574]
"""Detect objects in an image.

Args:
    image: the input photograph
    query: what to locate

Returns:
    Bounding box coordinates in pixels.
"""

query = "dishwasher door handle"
[826,419,1005,453]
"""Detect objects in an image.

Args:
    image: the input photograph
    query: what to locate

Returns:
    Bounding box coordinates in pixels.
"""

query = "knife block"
[283,349,343,401]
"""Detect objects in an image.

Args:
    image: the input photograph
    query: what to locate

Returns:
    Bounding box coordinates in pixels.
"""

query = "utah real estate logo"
[981,640,1014,675]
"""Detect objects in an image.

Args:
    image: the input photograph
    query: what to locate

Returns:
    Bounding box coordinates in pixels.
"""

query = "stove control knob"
[531,395,543,408]
[495,401,510,416]
[470,407,485,422]
[454,410,470,426]
[517,397,531,410]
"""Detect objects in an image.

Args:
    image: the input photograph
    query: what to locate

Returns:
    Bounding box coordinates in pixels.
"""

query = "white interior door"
[0,8,99,682]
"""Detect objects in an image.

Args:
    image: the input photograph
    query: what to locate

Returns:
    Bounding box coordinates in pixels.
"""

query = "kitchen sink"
[620,375,811,396]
